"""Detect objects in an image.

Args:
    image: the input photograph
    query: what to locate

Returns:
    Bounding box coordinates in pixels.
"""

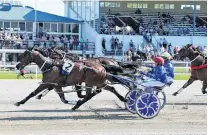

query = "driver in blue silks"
[161,52,174,79]
[141,56,172,87]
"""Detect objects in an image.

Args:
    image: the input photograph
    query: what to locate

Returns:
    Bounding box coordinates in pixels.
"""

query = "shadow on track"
[0,108,125,113]
[165,102,207,106]
[0,114,139,121]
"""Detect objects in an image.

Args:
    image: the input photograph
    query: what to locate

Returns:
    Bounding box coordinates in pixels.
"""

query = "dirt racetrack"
[0,80,206,135]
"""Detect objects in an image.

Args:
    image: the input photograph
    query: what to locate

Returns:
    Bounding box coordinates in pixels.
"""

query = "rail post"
[36,65,38,81]
[186,60,189,72]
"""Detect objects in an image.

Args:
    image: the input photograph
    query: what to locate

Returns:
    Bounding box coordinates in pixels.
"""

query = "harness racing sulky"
[14,46,181,119]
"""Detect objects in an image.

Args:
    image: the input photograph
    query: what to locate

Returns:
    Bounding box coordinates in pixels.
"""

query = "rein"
[189,55,201,63]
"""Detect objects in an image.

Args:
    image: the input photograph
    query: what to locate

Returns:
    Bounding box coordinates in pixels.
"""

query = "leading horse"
[15,48,126,110]
[173,44,207,96]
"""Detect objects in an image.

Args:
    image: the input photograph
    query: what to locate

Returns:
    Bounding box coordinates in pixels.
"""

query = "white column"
[2,52,6,65]
[33,22,36,40]
[64,1,68,17]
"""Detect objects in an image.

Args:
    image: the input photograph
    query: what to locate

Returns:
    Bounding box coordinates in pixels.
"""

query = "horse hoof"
[202,91,207,94]
[72,107,77,111]
[35,96,41,100]
[172,92,177,96]
[14,102,20,107]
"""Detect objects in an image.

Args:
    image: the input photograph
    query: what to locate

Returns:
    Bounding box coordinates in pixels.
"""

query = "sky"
[19,0,64,16]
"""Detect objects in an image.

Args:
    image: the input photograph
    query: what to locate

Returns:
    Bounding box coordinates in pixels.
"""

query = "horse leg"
[36,87,54,100]
[14,84,49,107]
[72,87,101,110]
[172,78,195,96]
[201,81,207,94]
[75,84,86,98]
[53,87,70,104]
[103,85,127,102]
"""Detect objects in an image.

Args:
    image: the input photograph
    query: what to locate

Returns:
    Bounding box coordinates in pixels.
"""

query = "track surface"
[0,80,207,135]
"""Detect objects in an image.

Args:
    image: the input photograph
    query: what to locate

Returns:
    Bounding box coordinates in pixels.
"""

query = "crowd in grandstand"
[0,31,89,51]
[100,10,207,36]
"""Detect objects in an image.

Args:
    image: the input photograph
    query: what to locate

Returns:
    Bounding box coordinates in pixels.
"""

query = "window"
[138,3,142,8]
[4,22,10,30]
[100,2,104,7]
[11,22,18,30]
[170,4,174,9]
[43,23,50,32]
[160,4,164,9]
[154,4,159,9]
[115,3,120,7]
[110,2,115,7]
[132,3,137,8]
[105,2,110,7]
[58,24,64,33]
[143,4,148,8]
[72,24,79,33]
[51,23,57,32]
[65,24,71,33]
[26,22,32,32]
[19,22,25,31]
[127,3,132,8]
[181,5,198,10]
[104,2,120,7]
[196,5,200,10]
[165,4,169,9]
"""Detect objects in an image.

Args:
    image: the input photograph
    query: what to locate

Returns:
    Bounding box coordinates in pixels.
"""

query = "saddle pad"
[62,59,74,75]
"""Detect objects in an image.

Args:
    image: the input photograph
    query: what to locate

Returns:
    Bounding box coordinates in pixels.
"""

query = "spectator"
[69,37,74,50]
[129,40,134,49]
[102,37,106,50]
[110,36,115,50]
[85,39,89,51]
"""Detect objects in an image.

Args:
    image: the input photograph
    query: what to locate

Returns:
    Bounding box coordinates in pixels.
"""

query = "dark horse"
[172,44,207,96]
[15,48,126,110]
[35,47,137,100]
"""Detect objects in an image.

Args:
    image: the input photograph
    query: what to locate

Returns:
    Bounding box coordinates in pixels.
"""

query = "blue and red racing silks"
[164,60,174,78]
[141,64,168,83]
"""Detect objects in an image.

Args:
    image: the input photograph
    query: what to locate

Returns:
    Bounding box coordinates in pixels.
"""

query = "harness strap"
[191,64,207,70]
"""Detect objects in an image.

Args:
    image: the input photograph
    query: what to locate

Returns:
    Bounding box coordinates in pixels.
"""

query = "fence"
[0,39,95,52]
[0,61,192,80]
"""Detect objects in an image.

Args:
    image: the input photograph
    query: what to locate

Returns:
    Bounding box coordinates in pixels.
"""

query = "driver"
[161,52,174,79]
[141,56,172,87]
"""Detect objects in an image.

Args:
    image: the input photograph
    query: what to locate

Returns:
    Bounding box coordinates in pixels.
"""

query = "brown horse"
[35,47,137,100]
[15,48,126,110]
[172,44,207,96]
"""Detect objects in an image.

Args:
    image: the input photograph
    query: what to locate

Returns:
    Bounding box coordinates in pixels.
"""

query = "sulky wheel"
[155,91,166,109]
[135,93,161,119]
[124,89,142,114]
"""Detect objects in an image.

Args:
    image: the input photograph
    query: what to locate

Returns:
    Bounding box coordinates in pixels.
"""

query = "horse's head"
[16,48,37,70]
[178,44,198,60]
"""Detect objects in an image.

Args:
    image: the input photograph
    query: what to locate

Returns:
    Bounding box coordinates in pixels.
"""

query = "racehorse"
[35,47,138,100]
[172,44,207,96]
[15,48,126,110]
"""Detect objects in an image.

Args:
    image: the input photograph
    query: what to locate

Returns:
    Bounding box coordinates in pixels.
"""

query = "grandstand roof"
[0,3,82,23]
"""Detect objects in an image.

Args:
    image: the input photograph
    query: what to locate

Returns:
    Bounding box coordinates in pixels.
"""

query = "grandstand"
[63,0,207,60]
[0,0,207,64]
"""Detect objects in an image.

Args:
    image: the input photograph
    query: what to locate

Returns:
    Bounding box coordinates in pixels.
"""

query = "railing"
[0,61,193,75]
[0,39,95,52]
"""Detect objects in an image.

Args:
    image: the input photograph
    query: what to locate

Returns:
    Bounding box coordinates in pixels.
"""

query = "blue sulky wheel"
[135,93,161,119]
[154,91,166,109]
[124,89,142,114]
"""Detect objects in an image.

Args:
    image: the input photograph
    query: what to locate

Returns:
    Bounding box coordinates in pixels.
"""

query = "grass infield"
[0,72,190,80]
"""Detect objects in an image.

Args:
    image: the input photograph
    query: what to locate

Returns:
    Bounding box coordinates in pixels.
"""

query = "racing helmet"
[161,52,171,60]
[154,56,164,65]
